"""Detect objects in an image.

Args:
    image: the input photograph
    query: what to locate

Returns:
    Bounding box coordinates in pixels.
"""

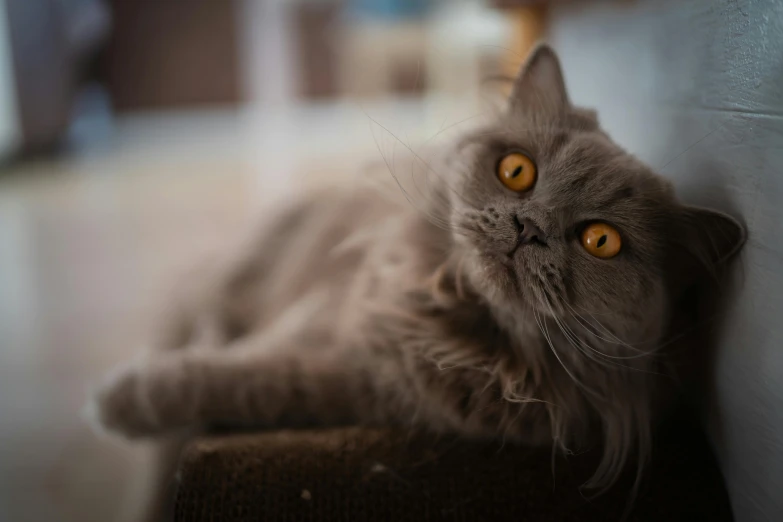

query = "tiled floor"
[0,100,479,521]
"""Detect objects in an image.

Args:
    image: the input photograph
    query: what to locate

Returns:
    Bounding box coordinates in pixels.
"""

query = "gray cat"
[88,44,744,495]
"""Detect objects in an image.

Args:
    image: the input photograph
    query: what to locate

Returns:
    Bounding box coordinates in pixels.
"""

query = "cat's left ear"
[509,43,571,114]
[675,206,747,276]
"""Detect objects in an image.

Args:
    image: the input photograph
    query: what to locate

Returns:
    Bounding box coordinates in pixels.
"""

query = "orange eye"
[497,153,537,192]
[581,223,622,259]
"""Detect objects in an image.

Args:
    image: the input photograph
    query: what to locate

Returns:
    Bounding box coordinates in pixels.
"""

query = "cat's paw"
[84,358,162,438]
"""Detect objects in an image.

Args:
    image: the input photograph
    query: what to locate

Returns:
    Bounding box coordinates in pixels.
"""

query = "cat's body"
[99,183,556,442]
[90,45,744,497]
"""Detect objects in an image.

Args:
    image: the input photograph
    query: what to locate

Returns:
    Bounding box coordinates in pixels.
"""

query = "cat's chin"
[463,250,533,310]
[466,248,567,319]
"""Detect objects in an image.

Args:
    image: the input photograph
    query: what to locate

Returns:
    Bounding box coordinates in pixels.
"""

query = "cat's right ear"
[673,205,747,280]
[509,43,571,115]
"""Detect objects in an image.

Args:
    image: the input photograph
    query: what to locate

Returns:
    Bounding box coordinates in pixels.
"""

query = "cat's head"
[450,44,745,351]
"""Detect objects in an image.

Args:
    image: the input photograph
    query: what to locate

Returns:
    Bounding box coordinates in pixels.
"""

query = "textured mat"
[175,411,732,521]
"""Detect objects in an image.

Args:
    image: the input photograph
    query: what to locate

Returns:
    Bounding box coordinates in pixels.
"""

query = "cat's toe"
[85,360,161,438]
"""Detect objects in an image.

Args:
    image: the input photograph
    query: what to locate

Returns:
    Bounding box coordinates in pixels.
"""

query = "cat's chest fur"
[218,187,451,345]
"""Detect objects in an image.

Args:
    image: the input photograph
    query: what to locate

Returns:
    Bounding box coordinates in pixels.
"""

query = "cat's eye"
[581,223,622,259]
[497,153,537,192]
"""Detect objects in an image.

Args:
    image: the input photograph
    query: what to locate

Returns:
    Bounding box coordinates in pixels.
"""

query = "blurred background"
[0,1,548,521]
[3,0,781,521]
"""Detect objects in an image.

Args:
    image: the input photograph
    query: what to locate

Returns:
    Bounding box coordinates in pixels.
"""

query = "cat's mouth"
[506,236,547,258]
[492,242,565,313]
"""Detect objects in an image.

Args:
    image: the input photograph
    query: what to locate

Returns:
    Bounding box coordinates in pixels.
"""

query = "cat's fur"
[89,45,745,494]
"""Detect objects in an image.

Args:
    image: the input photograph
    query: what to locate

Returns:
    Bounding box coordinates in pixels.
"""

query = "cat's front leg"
[87,346,377,438]
[87,353,201,437]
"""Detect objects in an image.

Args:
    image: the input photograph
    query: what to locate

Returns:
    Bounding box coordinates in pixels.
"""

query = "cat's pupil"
[597,235,607,248]
[511,166,522,178]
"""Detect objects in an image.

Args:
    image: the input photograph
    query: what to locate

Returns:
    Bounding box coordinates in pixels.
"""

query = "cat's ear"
[674,206,746,277]
[509,43,570,114]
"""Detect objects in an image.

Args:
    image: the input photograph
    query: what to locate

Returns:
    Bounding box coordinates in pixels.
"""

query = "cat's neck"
[429,254,548,362]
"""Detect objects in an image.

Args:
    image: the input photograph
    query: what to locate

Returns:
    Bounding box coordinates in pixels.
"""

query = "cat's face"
[450,46,743,348]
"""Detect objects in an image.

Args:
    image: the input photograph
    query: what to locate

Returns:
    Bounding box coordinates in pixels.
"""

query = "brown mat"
[174,411,732,521]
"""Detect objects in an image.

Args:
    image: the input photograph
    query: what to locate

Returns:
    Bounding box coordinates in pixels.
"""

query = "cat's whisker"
[394,130,441,220]
[558,314,663,375]
[367,118,454,232]
[551,313,613,365]
[565,301,618,317]
[364,109,477,218]
[563,308,661,361]
[546,301,645,372]
[571,326,665,366]
[658,124,723,171]
[552,317,603,364]
[563,301,655,354]
[534,308,602,401]
[423,113,485,146]
[414,155,479,216]
[544,293,661,377]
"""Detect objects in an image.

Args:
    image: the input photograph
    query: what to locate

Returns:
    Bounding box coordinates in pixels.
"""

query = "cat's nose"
[515,217,547,245]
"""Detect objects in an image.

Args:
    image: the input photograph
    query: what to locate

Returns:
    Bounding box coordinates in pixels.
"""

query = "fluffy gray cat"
[89,45,744,496]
